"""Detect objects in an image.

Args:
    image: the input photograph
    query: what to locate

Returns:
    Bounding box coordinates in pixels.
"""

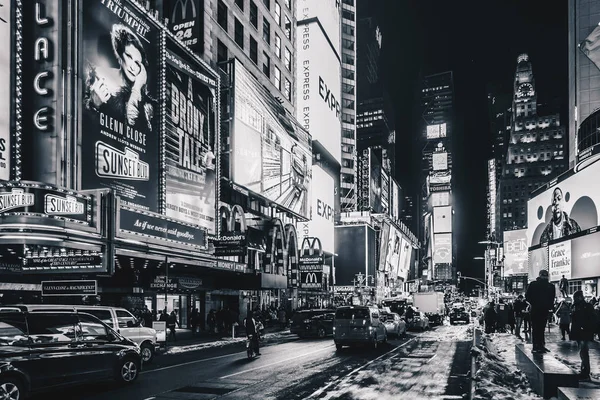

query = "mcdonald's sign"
[299,237,324,265]
[213,204,247,256]
[167,0,203,54]
[300,271,323,289]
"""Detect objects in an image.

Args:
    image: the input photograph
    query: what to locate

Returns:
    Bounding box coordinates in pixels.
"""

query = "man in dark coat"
[571,290,597,381]
[525,269,555,353]
[484,300,497,334]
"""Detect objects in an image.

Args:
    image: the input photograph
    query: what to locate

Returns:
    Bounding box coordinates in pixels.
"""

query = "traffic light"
[457,272,461,284]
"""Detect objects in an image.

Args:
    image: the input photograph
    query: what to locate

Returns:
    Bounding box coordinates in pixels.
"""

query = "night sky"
[372,0,567,283]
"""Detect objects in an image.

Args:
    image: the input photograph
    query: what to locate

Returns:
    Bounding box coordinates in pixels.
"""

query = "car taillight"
[303,319,311,324]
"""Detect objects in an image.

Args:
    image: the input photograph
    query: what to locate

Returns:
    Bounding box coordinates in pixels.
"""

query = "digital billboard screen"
[528,160,600,247]
[432,152,448,171]
[335,225,367,286]
[296,0,341,56]
[369,149,383,213]
[81,0,159,211]
[431,191,450,207]
[381,169,389,214]
[433,233,452,264]
[397,236,410,281]
[232,61,312,218]
[548,240,572,281]
[296,20,341,163]
[426,123,447,139]
[165,42,217,234]
[503,229,528,276]
[296,165,335,253]
[528,246,548,282]
[0,0,9,181]
[390,179,401,220]
[571,230,600,279]
[384,225,401,274]
[378,221,390,272]
[433,206,452,233]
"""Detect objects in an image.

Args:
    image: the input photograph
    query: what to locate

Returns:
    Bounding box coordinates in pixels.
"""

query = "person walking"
[559,275,569,298]
[484,300,498,334]
[167,310,179,342]
[555,299,572,340]
[525,270,555,353]
[513,295,526,339]
[570,290,597,382]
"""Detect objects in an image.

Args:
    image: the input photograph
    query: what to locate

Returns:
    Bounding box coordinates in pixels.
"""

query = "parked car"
[0,308,141,400]
[380,312,407,338]
[290,309,336,338]
[407,311,430,331]
[333,306,387,350]
[449,306,470,325]
[6,304,159,363]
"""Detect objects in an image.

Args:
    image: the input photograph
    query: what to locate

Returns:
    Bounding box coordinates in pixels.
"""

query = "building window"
[343,54,354,65]
[263,0,270,10]
[235,18,244,49]
[342,24,354,35]
[274,2,281,25]
[263,52,270,77]
[275,34,281,58]
[217,39,228,63]
[284,0,291,8]
[342,9,354,21]
[284,15,291,39]
[284,47,291,70]
[218,0,228,31]
[568,280,582,295]
[343,0,354,5]
[235,0,244,11]
[274,66,281,90]
[284,78,291,101]
[250,1,258,28]
[249,36,258,64]
[263,18,271,44]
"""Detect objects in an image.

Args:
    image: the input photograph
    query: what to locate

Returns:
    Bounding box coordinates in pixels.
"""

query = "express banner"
[165,45,217,234]
[81,0,159,212]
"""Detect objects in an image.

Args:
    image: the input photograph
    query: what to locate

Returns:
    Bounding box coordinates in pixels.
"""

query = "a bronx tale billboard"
[165,40,217,234]
[80,0,160,212]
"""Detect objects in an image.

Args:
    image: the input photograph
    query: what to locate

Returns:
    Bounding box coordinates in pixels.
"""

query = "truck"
[412,292,445,325]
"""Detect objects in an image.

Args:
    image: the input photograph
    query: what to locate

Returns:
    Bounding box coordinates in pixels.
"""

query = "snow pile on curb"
[166,330,291,354]
[473,333,546,400]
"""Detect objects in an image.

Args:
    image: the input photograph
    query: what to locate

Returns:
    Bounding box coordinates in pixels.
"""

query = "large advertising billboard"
[433,233,452,264]
[369,149,383,213]
[571,230,600,279]
[232,61,312,218]
[381,169,389,214]
[527,160,600,247]
[432,152,448,171]
[397,236,410,281]
[296,0,341,56]
[384,225,401,274]
[0,0,9,181]
[390,179,401,220]
[167,0,203,55]
[548,240,572,282]
[378,221,390,271]
[433,206,452,233]
[297,166,335,253]
[165,43,217,234]
[503,229,528,276]
[335,225,370,286]
[528,246,548,281]
[296,21,341,163]
[426,123,447,139]
[81,0,159,211]
[431,191,450,207]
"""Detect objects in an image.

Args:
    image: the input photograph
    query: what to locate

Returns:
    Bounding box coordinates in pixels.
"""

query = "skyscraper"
[500,54,568,233]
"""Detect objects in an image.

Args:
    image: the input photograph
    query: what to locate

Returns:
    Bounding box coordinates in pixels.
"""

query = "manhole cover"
[174,386,235,395]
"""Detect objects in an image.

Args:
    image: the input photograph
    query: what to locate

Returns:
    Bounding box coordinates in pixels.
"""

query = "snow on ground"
[308,323,473,400]
[165,330,292,354]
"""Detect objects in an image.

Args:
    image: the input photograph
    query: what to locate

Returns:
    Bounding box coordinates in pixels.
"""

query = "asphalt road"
[31,325,472,400]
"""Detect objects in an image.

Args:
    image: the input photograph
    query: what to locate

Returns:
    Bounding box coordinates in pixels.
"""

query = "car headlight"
[303,319,312,324]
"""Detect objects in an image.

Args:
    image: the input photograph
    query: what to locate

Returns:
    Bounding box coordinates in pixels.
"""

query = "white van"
[14,304,159,363]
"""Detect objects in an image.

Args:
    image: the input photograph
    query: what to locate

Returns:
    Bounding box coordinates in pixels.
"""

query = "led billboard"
[432,152,448,171]
[384,225,401,274]
[528,246,548,282]
[527,160,600,247]
[390,179,401,220]
[397,236,410,281]
[232,60,312,218]
[426,123,447,139]
[81,0,159,211]
[571,230,600,279]
[296,21,341,163]
[369,149,383,213]
[433,233,452,264]
[296,166,335,253]
[165,42,217,234]
[503,229,528,276]
[296,0,341,56]
[433,206,452,233]
[431,191,450,207]
[0,0,9,181]
[335,225,375,286]
[381,169,389,214]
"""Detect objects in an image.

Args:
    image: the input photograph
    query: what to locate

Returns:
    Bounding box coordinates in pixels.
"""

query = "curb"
[159,331,297,355]
[470,327,481,400]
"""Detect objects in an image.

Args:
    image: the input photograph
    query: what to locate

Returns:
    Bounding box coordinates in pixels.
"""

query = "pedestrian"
[278,307,287,330]
[507,301,515,334]
[570,290,597,382]
[495,299,509,333]
[522,300,532,334]
[207,309,216,334]
[559,275,569,298]
[525,269,555,353]
[555,299,572,340]
[513,295,526,339]
[190,308,199,336]
[167,310,179,342]
[484,300,497,334]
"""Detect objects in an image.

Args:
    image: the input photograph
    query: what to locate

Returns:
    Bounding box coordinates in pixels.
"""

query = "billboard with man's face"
[80,0,160,212]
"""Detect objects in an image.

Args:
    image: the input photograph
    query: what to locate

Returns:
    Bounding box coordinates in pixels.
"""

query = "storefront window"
[568,280,582,295]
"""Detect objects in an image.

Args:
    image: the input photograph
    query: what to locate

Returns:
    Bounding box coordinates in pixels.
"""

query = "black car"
[0,308,142,399]
[290,309,336,338]
[449,307,470,325]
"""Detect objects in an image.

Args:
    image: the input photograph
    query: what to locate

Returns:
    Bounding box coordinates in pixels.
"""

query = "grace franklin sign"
[549,241,572,281]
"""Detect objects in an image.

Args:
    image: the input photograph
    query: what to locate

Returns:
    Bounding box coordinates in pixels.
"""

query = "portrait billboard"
[296,0,341,56]
[384,225,401,274]
[433,233,452,264]
[296,21,341,163]
[296,166,335,253]
[432,152,448,171]
[378,221,390,271]
[81,0,159,211]
[527,160,600,247]
[397,236,410,281]
[0,0,9,181]
[433,206,452,233]
[528,246,548,282]
[503,229,528,276]
[548,240,572,282]
[167,0,203,55]
[165,42,217,234]
[232,60,312,218]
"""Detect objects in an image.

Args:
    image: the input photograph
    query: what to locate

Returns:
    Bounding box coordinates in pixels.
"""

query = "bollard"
[232,322,238,339]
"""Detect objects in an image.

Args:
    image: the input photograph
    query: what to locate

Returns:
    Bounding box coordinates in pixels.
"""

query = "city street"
[31,324,472,400]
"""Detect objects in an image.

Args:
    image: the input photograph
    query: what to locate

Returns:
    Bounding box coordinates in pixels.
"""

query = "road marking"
[219,344,334,379]
[426,354,437,363]
[143,397,156,400]
[306,338,416,399]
